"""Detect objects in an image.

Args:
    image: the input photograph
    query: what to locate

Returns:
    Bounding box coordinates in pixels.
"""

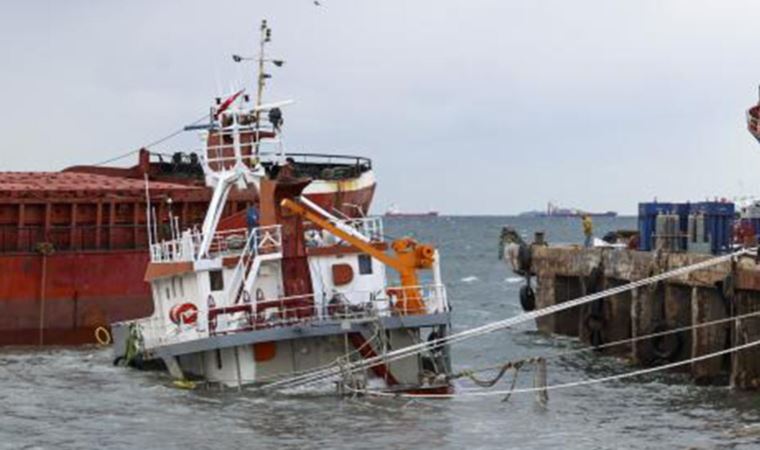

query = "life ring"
[169,303,199,325]
[94,326,111,345]
[519,285,536,311]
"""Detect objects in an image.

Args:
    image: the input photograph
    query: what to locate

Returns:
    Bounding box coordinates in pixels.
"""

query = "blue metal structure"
[638,201,735,254]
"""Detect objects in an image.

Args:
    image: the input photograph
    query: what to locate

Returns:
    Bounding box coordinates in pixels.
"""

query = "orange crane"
[280,198,436,314]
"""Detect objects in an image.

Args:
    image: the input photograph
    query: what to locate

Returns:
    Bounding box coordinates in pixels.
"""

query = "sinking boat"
[112,23,453,393]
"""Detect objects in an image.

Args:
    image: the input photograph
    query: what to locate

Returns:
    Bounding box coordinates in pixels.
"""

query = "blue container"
[637,202,690,252]
[690,201,735,254]
[638,201,735,254]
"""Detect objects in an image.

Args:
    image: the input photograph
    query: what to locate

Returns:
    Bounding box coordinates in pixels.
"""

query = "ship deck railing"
[194,130,373,178]
[149,224,282,263]
[306,216,384,247]
[134,284,448,348]
[0,224,151,253]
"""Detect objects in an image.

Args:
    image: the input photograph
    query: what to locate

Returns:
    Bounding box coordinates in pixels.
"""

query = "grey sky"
[2,1,760,214]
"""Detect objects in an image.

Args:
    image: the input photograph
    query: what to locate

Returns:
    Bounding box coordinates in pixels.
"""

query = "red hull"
[0,186,375,346]
[0,250,152,345]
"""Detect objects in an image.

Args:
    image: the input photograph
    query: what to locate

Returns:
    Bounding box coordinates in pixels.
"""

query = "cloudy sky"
[2,1,760,214]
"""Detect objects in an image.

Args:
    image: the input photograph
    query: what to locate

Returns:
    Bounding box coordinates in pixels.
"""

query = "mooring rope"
[351,335,760,399]
[260,248,754,392]
[458,308,760,377]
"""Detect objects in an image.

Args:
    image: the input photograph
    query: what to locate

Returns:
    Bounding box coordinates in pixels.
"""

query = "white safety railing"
[129,283,448,349]
[200,132,285,172]
[306,217,385,247]
[207,283,448,336]
[150,225,282,263]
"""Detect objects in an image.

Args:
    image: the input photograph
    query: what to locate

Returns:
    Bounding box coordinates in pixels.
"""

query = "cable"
[353,336,760,399]
[456,308,760,377]
[92,112,210,166]
[258,248,752,392]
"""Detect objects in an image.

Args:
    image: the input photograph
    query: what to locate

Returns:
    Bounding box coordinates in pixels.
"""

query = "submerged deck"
[114,311,451,360]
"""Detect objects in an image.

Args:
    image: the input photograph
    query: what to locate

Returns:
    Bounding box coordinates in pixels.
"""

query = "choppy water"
[3,216,760,449]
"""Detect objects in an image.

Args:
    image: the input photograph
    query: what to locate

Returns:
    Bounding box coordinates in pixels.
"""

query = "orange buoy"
[169,303,199,325]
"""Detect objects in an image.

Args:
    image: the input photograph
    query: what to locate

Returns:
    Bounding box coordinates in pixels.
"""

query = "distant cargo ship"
[519,202,617,218]
[384,204,439,218]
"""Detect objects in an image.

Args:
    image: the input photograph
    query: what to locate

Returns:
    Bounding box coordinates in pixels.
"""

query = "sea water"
[2,216,760,449]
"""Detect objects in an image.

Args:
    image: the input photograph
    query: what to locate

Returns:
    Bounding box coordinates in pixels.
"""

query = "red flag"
[214,89,245,119]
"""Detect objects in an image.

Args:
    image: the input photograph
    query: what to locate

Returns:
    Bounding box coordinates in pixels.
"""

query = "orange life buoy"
[169,303,199,325]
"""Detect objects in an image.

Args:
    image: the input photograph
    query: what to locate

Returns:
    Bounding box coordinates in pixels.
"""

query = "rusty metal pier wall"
[529,246,760,389]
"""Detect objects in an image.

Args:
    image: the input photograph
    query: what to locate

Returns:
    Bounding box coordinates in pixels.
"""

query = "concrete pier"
[526,245,760,390]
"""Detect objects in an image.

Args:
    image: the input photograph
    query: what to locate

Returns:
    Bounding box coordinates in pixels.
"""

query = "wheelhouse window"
[358,254,373,275]
[209,270,224,291]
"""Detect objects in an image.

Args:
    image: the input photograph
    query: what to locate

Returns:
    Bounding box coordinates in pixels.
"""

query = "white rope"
[259,248,752,392]
[353,335,760,399]
[459,308,760,376]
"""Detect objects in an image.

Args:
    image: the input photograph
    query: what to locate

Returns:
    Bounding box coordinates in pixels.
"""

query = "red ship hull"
[0,250,152,345]
[0,154,376,346]
[0,186,374,346]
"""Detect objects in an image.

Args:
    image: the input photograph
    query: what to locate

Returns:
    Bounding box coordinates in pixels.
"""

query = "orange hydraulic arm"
[281,198,435,314]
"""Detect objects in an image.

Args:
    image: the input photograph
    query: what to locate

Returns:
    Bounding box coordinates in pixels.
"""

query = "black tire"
[519,285,536,311]
[651,322,684,362]
[583,312,605,348]
[517,244,532,273]
[584,313,604,332]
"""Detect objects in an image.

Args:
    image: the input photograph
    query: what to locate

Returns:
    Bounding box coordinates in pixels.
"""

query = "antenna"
[232,19,285,156]
[256,19,271,156]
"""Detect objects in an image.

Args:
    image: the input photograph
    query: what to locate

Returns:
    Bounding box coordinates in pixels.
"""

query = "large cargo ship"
[519,202,617,218]
[0,51,376,347]
[0,152,375,346]
[384,204,439,218]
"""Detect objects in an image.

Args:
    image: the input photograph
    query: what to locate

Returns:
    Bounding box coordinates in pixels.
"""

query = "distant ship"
[519,202,617,218]
[384,204,439,218]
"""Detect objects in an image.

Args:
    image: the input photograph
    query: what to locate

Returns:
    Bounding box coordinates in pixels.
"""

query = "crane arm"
[281,198,404,270]
[280,197,434,314]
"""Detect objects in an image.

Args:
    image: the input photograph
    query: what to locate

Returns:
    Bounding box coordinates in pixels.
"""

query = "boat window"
[179,277,185,297]
[209,270,224,291]
[171,278,177,297]
[358,254,373,275]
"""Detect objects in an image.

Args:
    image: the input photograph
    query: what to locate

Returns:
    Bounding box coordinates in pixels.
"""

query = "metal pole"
[255,20,267,156]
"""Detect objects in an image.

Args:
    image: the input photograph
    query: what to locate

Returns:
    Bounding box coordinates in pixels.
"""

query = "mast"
[255,19,271,132]
[231,20,284,157]
[254,19,272,156]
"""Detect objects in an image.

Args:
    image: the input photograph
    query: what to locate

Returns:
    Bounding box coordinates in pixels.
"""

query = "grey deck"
[148,312,451,359]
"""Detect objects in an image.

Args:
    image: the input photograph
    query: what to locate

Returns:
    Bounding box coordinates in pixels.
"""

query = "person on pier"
[582,214,594,248]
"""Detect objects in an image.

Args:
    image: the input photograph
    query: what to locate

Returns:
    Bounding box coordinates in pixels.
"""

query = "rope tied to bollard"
[258,248,756,394]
